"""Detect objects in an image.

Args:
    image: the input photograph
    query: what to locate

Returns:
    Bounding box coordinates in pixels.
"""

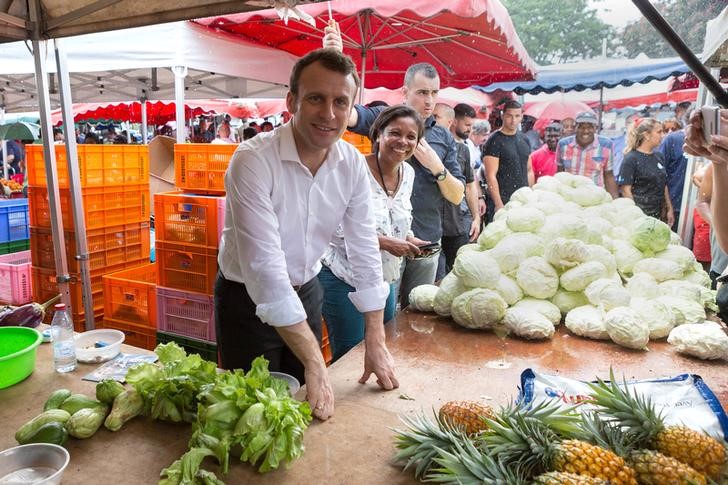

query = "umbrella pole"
[0,108,6,180]
[598,86,604,134]
[173,66,187,144]
[140,99,148,144]
[54,38,95,329]
[359,50,367,104]
[29,3,73,312]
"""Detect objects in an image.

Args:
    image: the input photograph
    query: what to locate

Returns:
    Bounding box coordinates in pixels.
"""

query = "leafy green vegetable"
[148,349,312,483]
[126,342,218,423]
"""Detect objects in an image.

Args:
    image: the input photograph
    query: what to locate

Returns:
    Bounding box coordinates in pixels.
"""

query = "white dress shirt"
[218,122,389,327]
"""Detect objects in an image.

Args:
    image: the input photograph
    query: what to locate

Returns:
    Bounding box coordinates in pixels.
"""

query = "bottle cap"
[54,303,66,310]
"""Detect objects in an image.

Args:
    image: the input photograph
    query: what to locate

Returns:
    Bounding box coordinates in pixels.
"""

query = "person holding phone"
[320,105,427,361]
[684,107,728,252]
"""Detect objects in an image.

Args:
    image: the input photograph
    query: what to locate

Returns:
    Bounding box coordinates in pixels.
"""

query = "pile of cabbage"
[409,172,722,354]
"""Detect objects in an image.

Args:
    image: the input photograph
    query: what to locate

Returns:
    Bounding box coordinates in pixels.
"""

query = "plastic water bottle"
[51,303,76,373]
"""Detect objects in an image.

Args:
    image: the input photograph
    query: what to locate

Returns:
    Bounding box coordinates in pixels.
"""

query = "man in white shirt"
[215,49,398,421]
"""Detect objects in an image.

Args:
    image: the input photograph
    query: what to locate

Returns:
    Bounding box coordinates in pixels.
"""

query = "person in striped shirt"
[555,111,619,198]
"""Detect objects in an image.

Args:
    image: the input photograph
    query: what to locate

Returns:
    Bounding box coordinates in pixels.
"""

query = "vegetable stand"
[2,311,728,484]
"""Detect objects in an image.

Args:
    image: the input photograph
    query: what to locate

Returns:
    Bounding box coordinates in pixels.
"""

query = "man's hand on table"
[305,362,335,421]
[360,339,399,390]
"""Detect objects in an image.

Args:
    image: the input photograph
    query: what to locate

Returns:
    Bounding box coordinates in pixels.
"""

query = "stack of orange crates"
[26,144,151,331]
[155,151,227,356]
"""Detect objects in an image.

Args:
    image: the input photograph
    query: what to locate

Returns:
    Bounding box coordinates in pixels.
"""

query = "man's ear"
[286,91,297,115]
[401,85,408,103]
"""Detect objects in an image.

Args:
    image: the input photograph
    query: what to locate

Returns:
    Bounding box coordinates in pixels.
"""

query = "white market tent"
[0,21,295,111]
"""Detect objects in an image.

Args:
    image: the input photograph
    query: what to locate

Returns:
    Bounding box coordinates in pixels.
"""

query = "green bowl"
[0,327,42,389]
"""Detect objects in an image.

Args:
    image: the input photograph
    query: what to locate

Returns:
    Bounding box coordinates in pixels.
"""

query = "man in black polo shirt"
[482,100,533,222]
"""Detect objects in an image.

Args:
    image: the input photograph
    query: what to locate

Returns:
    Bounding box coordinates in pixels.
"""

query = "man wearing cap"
[556,111,618,198]
[529,123,562,181]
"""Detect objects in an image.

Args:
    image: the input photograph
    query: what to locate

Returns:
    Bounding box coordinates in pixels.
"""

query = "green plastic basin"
[0,327,42,389]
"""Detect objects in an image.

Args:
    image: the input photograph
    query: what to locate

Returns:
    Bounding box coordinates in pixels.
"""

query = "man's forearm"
[276,321,327,370]
[438,174,465,205]
[465,181,480,221]
[604,172,618,199]
[364,308,386,342]
[712,164,728,252]
[486,175,503,207]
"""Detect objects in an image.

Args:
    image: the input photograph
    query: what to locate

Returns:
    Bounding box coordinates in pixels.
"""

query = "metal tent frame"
[0,0,324,329]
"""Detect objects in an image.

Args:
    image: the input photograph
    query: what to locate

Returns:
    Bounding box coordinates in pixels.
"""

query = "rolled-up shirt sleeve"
[340,155,389,312]
[224,149,306,327]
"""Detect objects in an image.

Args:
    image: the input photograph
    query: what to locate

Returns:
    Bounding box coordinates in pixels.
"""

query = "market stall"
[2,311,728,484]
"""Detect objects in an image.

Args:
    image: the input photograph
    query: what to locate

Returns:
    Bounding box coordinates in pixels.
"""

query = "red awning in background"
[50,100,260,125]
[193,0,536,89]
[589,89,699,111]
[50,87,505,125]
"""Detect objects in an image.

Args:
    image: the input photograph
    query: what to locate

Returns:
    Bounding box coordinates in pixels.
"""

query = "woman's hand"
[380,236,421,258]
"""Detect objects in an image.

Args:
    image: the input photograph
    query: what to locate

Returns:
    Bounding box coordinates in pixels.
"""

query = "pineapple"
[532,471,609,484]
[588,370,727,481]
[578,411,707,485]
[481,411,638,484]
[628,449,707,485]
[438,400,494,436]
[391,412,469,480]
[427,436,527,484]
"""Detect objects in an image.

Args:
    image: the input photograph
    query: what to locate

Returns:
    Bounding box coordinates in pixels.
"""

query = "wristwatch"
[435,168,448,181]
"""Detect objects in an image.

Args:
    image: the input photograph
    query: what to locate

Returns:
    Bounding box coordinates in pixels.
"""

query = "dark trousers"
[214,272,323,384]
[437,234,470,280]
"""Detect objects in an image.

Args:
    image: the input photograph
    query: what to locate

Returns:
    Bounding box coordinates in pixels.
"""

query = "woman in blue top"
[320,105,426,361]
[618,118,674,227]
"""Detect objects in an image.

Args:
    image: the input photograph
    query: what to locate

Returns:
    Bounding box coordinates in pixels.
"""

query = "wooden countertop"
[2,311,727,484]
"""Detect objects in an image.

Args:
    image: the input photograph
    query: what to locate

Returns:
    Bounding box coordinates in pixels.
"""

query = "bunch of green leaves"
[126,342,218,423]
[159,357,312,484]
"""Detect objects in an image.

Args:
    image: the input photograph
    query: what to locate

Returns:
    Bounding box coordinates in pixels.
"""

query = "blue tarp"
[475,56,689,95]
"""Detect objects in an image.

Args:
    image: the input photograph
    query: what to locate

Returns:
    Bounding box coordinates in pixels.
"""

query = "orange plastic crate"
[30,222,150,273]
[28,184,150,230]
[100,318,157,350]
[156,240,217,295]
[341,131,372,155]
[32,258,149,317]
[102,263,157,329]
[26,144,149,188]
[174,144,237,194]
[154,192,225,247]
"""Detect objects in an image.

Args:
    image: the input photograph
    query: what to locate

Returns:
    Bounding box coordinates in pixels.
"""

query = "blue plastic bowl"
[0,327,42,389]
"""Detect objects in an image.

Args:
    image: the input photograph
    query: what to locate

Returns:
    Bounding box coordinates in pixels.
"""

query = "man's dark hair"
[453,103,476,120]
[289,48,360,96]
[503,100,522,112]
[369,105,424,145]
[243,127,258,140]
[261,121,274,130]
[404,63,439,87]
[366,100,389,108]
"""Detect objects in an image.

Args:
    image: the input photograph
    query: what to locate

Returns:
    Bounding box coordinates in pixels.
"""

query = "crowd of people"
[210,18,728,424]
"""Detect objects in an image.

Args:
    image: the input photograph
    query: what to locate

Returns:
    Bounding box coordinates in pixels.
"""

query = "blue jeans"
[318,265,396,362]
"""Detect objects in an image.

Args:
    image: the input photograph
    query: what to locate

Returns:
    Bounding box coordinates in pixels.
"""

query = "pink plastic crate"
[156,286,215,343]
[0,250,32,305]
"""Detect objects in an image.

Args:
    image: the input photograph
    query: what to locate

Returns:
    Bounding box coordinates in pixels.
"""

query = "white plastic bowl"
[74,329,125,363]
[270,371,301,395]
[0,443,69,485]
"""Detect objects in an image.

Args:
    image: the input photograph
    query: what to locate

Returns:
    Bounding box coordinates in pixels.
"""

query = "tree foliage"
[620,0,724,58]
[502,0,618,65]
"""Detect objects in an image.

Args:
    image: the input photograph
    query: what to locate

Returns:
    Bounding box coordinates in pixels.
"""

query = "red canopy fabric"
[592,89,699,112]
[193,0,536,89]
[50,100,259,125]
